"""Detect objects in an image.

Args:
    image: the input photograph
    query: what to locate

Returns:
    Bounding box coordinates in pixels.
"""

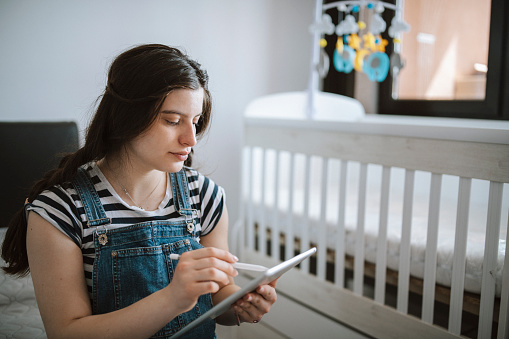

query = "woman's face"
[126,87,204,173]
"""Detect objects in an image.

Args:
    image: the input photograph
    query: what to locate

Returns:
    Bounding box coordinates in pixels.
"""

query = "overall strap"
[72,168,111,227]
[170,168,192,212]
[170,168,199,235]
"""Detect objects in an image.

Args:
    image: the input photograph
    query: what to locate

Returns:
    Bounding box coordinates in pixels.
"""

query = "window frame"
[378,0,508,120]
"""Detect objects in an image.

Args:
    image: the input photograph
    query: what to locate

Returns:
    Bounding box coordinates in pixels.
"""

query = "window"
[323,0,508,120]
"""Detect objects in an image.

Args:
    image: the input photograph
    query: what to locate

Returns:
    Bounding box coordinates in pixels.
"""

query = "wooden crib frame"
[232,117,509,338]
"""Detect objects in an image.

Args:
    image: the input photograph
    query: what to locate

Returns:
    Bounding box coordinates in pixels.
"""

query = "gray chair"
[0,122,79,226]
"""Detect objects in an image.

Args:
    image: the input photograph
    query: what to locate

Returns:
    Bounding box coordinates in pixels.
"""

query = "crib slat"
[375,166,391,304]
[335,160,347,287]
[448,177,471,334]
[259,149,267,255]
[237,147,249,257]
[301,155,311,273]
[285,153,296,262]
[498,209,509,338]
[397,169,415,313]
[354,163,368,295]
[271,150,281,262]
[317,158,329,280]
[246,147,255,250]
[422,173,442,324]
[478,181,503,338]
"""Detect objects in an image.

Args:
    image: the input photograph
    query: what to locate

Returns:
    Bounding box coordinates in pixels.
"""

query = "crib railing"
[235,117,509,339]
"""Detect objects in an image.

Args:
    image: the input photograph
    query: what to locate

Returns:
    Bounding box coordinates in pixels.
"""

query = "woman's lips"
[171,152,189,161]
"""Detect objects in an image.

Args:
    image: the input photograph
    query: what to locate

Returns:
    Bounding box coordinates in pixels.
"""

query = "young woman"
[1,44,277,338]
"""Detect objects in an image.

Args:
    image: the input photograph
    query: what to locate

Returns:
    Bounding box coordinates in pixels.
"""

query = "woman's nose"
[180,122,196,147]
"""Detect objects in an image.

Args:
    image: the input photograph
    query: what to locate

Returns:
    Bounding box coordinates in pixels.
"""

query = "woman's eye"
[166,119,179,125]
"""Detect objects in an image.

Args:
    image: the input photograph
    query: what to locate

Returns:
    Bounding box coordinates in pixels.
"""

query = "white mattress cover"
[0,228,46,338]
[246,167,508,296]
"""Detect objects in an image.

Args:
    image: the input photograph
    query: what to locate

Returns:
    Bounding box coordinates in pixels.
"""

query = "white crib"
[231,94,509,338]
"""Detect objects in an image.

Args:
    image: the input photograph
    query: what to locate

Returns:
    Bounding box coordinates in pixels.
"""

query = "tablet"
[172,247,317,338]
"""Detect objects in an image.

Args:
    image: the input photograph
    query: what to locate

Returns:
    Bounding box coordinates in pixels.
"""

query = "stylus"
[168,253,268,272]
[231,262,268,272]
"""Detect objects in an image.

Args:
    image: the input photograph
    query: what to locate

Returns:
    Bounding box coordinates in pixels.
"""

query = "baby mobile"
[309,0,410,82]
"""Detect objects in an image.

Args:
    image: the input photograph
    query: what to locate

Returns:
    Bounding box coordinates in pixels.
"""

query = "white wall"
[0,0,313,231]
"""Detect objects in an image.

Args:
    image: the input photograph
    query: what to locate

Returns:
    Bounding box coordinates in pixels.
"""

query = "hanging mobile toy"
[309,13,335,78]
[309,0,410,83]
[363,52,390,82]
[334,45,356,74]
[317,38,330,78]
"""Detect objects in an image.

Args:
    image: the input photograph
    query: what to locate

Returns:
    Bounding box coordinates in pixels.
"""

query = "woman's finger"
[244,293,272,314]
[256,285,277,302]
[175,248,238,280]
[176,261,233,286]
[234,301,262,323]
[193,256,238,277]
[181,247,238,263]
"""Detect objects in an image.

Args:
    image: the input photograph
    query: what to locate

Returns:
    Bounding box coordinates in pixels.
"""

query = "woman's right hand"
[166,247,239,313]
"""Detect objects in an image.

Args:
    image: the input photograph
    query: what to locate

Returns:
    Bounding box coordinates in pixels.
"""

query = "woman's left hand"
[232,279,278,324]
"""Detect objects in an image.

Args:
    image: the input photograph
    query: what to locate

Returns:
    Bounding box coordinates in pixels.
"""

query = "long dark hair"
[1,44,212,276]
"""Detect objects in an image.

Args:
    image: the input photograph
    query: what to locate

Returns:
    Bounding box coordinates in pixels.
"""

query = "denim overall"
[72,168,216,338]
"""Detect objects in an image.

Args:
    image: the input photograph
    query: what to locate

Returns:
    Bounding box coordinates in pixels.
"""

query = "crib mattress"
[0,228,47,338]
[248,184,507,296]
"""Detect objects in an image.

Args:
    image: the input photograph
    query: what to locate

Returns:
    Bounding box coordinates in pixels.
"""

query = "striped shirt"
[27,162,225,296]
